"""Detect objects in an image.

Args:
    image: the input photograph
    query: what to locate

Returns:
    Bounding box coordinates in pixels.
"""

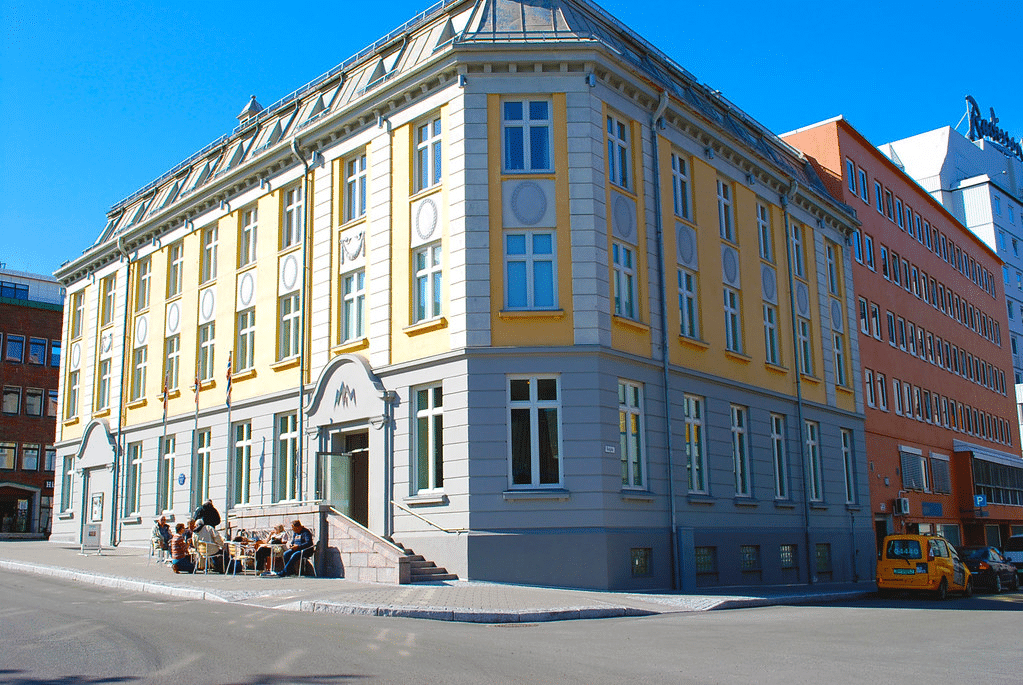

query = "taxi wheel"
[994,575,1002,593]
[935,577,948,600]
[964,578,973,598]
[1011,574,1019,592]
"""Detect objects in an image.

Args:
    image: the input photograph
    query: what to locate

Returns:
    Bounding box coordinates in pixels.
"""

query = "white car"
[1004,535,1023,582]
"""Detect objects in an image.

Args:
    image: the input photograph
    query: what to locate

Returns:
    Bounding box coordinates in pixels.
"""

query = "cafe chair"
[297,543,318,578]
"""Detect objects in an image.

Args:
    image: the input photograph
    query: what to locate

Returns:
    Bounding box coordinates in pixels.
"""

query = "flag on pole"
[194,363,201,409]
[225,351,233,409]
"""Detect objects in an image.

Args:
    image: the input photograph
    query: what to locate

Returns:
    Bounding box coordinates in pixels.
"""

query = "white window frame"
[124,442,142,516]
[96,358,111,411]
[236,308,255,371]
[612,241,637,320]
[281,184,303,249]
[341,268,366,343]
[671,152,692,221]
[275,412,300,502]
[508,375,562,488]
[684,394,707,494]
[233,421,252,505]
[100,274,116,327]
[864,369,876,407]
[806,421,823,502]
[60,455,75,512]
[164,334,180,391]
[723,287,743,353]
[413,384,444,494]
[717,179,734,242]
[505,231,557,310]
[763,303,779,365]
[619,380,646,490]
[157,436,175,514]
[877,373,889,411]
[842,429,856,504]
[415,115,442,192]
[278,292,301,360]
[791,224,805,279]
[135,257,151,312]
[194,428,212,506]
[343,153,367,223]
[826,243,840,295]
[200,225,218,284]
[731,404,751,497]
[66,370,80,418]
[239,207,258,267]
[606,114,630,190]
[798,318,813,376]
[679,268,699,339]
[834,332,847,386]
[771,413,788,499]
[130,347,147,402]
[198,322,215,382]
[167,242,184,298]
[757,202,772,261]
[71,291,84,339]
[413,242,443,323]
[502,99,552,173]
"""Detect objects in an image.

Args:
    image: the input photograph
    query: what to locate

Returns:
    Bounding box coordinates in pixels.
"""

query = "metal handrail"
[391,500,467,534]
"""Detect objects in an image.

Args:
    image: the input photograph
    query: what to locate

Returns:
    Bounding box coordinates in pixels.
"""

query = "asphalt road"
[2,569,1020,685]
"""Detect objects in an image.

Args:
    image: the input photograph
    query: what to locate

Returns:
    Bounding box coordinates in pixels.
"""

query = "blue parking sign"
[974,494,987,508]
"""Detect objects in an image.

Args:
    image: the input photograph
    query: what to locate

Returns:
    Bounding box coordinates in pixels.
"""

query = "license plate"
[893,568,915,575]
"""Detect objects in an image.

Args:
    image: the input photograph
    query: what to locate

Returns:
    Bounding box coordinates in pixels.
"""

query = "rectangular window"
[236,308,255,371]
[678,269,699,339]
[60,454,75,511]
[413,243,443,322]
[874,181,884,213]
[278,292,300,360]
[870,303,881,339]
[931,458,951,494]
[275,412,299,501]
[66,370,80,417]
[842,429,856,504]
[864,369,875,407]
[47,389,58,417]
[858,169,868,202]
[0,442,15,469]
[239,207,258,267]
[415,115,442,192]
[845,159,856,194]
[877,373,888,411]
[806,421,822,501]
[28,337,46,365]
[826,243,840,295]
[341,269,366,342]
[606,114,630,189]
[200,225,218,283]
[124,442,142,516]
[816,543,832,574]
[95,359,111,410]
[716,284,743,355]
[100,274,116,327]
[900,451,928,491]
[281,184,303,249]
[780,543,798,569]
[414,385,444,493]
[884,189,894,219]
[619,381,646,489]
[771,413,788,499]
[198,322,215,382]
[130,348,147,402]
[157,436,175,513]
[50,340,61,368]
[5,334,24,362]
[613,242,637,320]
[2,387,19,415]
[864,234,874,270]
[23,388,42,417]
[70,291,84,339]
[505,231,556,310]
[685,394,706,493]
[695,546,717,575]
[135,258,151,312]
[741,545,761,573]
[763,303,779,365]
[791,223,805,279]
[895,197,904,228]
[509,376,561,488]
[233,421,252,505]
[671,153,692,221]
[797,318,813,375]
[503,100,551,173]
[194,429,211,506]
[731,405,750,497]
[167,242,183,298]
[858,298,869,334]
[163,335,180,391]
[717,179,734,242]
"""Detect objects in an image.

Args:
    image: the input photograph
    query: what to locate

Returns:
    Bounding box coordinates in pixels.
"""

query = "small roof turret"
[237,95,263,124]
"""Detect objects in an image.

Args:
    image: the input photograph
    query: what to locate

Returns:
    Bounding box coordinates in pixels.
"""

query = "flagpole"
[192,360,200,507]
[224,351,232,517]
[161,372,168,513]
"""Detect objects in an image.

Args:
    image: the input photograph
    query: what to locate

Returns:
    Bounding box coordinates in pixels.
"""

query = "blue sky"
[2,0,1020,277]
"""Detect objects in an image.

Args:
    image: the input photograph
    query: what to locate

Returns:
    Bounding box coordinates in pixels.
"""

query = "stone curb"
[710,590,874,610]
[297,600,658,623]
[0,559,227,604]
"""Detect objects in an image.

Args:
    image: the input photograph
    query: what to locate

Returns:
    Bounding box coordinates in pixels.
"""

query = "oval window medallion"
[613,195,634,239]
[281,253,299,292]
[239,271,255,307]
[200,288,216,322]
[70,342,81,370]
[511,181,547,226]
[415,198,438,241]
[166,301,181,335]
[134,315,149,346]
[761,264,777,301]
[831,299,844,333]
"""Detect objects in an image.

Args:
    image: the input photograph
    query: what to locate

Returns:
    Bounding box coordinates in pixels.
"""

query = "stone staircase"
[395,543,458,583]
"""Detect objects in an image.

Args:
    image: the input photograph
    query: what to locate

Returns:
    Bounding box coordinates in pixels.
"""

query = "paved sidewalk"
[0,541,875,623]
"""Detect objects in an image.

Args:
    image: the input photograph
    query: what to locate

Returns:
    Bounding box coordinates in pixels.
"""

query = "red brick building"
[0,268,63,536]
[783,118,1023,551]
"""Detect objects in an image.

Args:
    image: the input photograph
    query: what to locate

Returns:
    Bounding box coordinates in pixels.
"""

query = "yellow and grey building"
[51,0,874,590]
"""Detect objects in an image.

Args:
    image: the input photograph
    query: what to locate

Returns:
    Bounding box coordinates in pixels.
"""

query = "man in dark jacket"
[192,499,221,529]
[275,520,314,577]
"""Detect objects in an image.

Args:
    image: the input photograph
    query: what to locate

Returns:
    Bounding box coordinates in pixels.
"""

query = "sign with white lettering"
[974,494,987,508]
[966,96,1023,162]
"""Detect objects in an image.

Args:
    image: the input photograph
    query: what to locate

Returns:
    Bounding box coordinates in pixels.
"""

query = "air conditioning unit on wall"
[893,497,910,516]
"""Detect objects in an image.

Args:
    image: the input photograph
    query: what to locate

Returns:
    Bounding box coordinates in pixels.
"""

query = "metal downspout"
[291,139,312,502]
[111,235,132,546]
[649,91,681,590]
[781,184,814,586]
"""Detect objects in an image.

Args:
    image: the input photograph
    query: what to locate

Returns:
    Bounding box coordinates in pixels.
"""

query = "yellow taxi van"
[876,534,973,599]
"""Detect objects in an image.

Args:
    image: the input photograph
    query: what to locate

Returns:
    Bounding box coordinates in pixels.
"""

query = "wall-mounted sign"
[966,96,1023,162]
[974,494,987,508]
[178,473,186,486]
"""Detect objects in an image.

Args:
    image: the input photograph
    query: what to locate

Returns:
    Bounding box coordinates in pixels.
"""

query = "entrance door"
[320,431,369,527]
[874,516,890,556]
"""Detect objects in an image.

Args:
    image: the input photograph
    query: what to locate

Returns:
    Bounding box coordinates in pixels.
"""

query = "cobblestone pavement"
[0,541,874,622]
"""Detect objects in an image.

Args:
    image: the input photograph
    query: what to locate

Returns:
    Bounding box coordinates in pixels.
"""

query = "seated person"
[254,524,290,573]
[151,516,171,550]
[274,520,313,577]
[193,518,225,572]
[169,523,194,574]
[192,499,221,529]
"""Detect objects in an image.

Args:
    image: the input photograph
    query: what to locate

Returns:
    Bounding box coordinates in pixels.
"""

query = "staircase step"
[409,559,438,569]
[411,573,458,582]
[412,565,452,576]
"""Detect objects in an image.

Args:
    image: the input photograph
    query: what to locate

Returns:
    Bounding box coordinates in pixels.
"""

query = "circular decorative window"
[510,181,547,226]
[415,198,438,241]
